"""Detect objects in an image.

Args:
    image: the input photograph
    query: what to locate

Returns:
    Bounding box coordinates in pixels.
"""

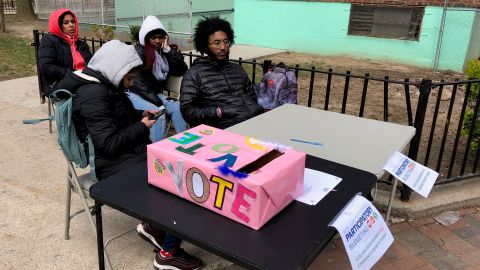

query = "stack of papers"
[296,168,342,205]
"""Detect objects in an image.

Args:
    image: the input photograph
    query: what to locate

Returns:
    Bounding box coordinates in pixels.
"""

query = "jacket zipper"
[221,70,233,93]
[221,69,254,115]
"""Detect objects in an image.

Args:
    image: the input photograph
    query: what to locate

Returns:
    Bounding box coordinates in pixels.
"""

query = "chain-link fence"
[35,0,126,27]
[434,7,480,72]
[34,0,192,35]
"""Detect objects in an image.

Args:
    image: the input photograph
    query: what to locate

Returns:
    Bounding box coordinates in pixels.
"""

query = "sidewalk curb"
[373,177,480,219]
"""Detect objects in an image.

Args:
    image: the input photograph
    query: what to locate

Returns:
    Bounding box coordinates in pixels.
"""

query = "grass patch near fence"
[0,33,36,81]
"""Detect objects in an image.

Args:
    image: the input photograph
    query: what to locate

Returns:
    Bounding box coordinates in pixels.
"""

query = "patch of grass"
[0,33,36,81]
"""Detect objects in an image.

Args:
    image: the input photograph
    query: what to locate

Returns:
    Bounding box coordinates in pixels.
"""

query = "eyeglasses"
[209,40,232,48]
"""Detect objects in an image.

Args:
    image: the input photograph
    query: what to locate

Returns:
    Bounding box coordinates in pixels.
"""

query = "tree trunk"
[0,0,5,33]
[15,0,37,21]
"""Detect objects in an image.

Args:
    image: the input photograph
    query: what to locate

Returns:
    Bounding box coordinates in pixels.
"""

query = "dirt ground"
[5,21,472,182]
[255,52,470,183]
[267,52,464,81]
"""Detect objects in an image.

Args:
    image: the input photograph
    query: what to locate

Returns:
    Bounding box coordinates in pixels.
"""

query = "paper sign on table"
[296,168,342,205]
[330,194,393,270]
[382,151,439,198]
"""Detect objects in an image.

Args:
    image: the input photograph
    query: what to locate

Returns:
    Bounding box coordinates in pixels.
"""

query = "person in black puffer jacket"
[180,16,264,129]
[55,40,203,270]
[55,40,152,181]
[38,8,92,96]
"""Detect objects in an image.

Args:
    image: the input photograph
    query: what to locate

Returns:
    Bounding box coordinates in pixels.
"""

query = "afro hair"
[193,15,234,55]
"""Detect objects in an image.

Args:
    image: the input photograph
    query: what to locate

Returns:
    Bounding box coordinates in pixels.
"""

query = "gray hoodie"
[87,40,143,87]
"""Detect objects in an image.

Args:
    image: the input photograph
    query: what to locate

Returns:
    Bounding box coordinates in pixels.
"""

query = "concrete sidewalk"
[186,44,286,61]
[1,76,480,269]
[0,76,237,269]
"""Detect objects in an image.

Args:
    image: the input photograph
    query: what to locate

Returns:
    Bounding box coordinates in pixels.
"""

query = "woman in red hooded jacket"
[38,8,93,96]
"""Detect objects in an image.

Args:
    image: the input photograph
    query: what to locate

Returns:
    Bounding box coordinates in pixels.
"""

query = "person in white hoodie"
[56,40,202,270]
[127,15,189,142]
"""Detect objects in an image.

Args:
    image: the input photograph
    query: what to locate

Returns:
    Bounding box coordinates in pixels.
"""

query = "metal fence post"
[32,30,44,104]
[263,60,272,74]
[400,79,432,201]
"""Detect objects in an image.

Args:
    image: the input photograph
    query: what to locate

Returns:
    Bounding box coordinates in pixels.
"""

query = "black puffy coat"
[38,33,92,95]
[129,45,188,107]
[57,68,150,180]
[180,58,264,129]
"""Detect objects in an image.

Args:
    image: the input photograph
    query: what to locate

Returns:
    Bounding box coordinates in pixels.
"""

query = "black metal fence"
[32,30,480,200]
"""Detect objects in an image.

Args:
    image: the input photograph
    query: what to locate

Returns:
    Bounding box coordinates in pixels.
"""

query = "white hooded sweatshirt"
[137,16,171,81]
[87,40,143,87]
[139,15,168,46]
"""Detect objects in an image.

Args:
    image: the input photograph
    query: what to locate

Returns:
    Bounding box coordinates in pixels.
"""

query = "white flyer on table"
[296,168,342,205]
[382,151,439,198]
[330,195,393,270]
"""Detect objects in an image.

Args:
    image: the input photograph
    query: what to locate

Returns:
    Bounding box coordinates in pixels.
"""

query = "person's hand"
[142,109,159,118]
[141,109,161,128]
[141,116,156,128]
[162,35,170,50]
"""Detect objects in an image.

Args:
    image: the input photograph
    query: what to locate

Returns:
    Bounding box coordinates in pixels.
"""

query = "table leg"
[385,178,398,225]
[94,202,105,270]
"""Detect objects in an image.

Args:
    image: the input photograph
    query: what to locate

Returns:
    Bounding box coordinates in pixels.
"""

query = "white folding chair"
[63,140,138,270]
[24,90,134,269]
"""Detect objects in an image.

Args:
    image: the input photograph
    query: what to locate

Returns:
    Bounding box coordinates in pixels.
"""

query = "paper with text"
[383,151,438,198]
[296,168,342,205]
[330,195,393,270]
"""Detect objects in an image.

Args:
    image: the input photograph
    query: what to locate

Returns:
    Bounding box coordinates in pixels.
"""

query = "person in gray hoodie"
[55,40,202,270]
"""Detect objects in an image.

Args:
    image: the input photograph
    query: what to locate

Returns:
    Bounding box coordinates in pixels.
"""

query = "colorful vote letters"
[147,125,306,230]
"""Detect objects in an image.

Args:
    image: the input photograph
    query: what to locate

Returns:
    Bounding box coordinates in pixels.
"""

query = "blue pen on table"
[290,138,323,147]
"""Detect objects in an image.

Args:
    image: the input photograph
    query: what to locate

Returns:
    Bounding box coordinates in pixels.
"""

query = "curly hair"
[193,16,234,55]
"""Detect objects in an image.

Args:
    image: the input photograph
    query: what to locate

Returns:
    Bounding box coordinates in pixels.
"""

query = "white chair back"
[165,75,183,98]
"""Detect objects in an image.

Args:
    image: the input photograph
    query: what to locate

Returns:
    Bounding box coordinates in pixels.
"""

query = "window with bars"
[348,5,424,41]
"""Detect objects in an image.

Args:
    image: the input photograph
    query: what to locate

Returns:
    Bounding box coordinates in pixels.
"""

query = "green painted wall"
[115,0,234,36]
[234,0,478,72]
[192,0,234,33]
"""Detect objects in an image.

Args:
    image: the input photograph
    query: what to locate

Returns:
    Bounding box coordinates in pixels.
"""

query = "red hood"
[48,8,78,42]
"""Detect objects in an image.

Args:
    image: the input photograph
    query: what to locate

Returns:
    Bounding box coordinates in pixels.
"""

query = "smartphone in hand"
[148,108,166,120]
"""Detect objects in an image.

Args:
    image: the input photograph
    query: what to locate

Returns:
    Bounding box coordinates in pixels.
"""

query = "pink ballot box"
[147,124,306,230]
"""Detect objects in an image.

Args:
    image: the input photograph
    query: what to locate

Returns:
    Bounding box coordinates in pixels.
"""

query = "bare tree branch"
[0,0,6,33]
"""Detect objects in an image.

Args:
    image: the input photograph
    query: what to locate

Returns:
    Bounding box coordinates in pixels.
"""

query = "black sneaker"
[154,248,202,270]
[136,223,165,250]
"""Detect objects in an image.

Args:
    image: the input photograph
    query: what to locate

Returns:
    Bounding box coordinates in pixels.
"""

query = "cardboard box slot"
[238,149,284,174]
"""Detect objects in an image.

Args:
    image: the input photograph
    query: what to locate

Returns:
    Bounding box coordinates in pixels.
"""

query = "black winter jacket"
[129,45,188,107]
[38,34,93,96]
[56,68,150,180]
[180,58,264,129]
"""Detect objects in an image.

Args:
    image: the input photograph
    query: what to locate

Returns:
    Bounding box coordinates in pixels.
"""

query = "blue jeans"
[126,92,188,142]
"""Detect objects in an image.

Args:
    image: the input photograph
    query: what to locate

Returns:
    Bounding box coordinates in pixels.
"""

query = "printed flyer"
[330,195,393,270]
[383,151,439,198]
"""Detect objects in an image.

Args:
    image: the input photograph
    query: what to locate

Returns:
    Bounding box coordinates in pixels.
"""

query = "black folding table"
[90,155,376,270]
